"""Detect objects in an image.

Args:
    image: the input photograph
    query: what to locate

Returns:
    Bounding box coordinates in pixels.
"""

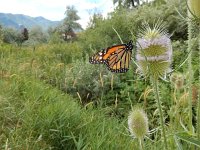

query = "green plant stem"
[187,19,193,133]
[175,89,181,130]
[139,138,144,150]
[152,79,168,150]
[198,35,200,140]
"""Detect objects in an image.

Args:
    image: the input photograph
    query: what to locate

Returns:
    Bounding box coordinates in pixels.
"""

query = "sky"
[0,0,114,29]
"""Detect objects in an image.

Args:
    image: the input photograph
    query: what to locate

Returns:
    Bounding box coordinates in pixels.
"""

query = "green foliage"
[176,132,200,148]
[1,28,28,45]
[79,0,187,62]
[0,24,3,43]
[80,10,132,59]
[48,32,64,44]
[0,73,136,149]
[64,6,82,30]
[27,25,48,45]
[58,5,82,41]
[113,0,141,8]
[0,0,199,149]
[2,27,18,44]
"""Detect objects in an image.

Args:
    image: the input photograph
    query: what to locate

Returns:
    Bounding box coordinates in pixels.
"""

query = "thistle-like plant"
[128,107,149,150]
[136,21,172,150]
[136,21,172,80]
[187,0,200,139]
[188,0,200,141]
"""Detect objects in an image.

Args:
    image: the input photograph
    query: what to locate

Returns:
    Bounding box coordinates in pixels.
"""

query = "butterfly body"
[89,40,133,73]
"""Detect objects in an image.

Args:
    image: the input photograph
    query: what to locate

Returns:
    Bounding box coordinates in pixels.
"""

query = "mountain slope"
[0,13,60,30]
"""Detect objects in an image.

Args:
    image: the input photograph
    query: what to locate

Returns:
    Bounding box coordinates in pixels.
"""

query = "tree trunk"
[130,0,135,7]
[136,0,140,5]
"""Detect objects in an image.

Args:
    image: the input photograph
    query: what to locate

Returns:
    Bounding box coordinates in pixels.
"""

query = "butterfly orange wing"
[89,40,133,73]
[105,42,133,73]
[89,49,106,64]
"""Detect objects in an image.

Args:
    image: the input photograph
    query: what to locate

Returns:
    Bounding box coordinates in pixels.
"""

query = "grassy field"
[0,41,198,149]
[0,44,140,149]
[1,0,200,149]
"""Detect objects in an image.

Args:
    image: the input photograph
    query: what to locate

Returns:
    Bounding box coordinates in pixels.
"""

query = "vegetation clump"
[1,0,200,149]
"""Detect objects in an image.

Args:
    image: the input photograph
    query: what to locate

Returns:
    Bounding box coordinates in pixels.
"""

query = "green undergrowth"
[0,44,138,149]
[0,76,137,149]
[0,31,197,149]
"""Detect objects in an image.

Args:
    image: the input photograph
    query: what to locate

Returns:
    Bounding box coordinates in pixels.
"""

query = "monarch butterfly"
[89,40,133,73]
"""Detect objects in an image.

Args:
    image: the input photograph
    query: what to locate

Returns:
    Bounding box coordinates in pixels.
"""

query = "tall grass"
[0,70,137,149]
[0,1,200,147]
[0,43,140,149]
[0,36,197,149]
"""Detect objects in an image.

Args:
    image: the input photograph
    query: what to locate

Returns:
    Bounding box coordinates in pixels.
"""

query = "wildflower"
[128,108,148,139]
[136,21,172,80]
[136,21,170,149]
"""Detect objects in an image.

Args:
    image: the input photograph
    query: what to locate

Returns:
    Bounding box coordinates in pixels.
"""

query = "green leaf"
[174,135,183,150]
[176,133,200,148]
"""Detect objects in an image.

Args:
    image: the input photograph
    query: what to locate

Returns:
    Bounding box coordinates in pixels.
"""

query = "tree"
[61,6,82,41]
[17,25,29,45]
[2,27,18,44]
[47,26,65,44]
[113,0,141,8]
[87,13,103,28]
[29,26,48,44]
[21,28,29,41]
[2,24,29,45]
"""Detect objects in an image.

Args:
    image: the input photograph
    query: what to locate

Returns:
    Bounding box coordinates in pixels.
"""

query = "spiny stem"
[187,18,193,133]
[197,34,200,140]
[152,79,168,150]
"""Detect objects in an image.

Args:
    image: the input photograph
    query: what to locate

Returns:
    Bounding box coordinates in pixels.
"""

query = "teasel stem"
[139,138,144,150]
[187,15,193,134]
[152,78,168,150]
[198,34,200,140]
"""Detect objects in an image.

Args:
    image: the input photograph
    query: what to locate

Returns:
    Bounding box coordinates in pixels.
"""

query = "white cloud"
[0,0,114,29]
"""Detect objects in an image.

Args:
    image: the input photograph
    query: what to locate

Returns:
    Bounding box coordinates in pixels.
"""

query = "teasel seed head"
[136,21,172,80]
[128,107,149,139]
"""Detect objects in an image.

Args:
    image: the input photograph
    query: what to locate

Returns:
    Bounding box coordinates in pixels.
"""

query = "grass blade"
[176,133,200,148]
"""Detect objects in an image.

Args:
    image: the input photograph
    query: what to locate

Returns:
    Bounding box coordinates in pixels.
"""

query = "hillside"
[0,12,60,30]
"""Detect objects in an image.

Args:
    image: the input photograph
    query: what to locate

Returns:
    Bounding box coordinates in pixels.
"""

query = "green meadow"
[1,0,200,149]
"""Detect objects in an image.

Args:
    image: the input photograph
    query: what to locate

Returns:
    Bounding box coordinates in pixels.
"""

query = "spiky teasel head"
[136,21,172,80]
[128,107,148,139]
[188,0,200,18]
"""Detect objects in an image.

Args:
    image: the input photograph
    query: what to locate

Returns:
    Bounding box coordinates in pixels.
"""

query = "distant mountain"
[0,13,61,30]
